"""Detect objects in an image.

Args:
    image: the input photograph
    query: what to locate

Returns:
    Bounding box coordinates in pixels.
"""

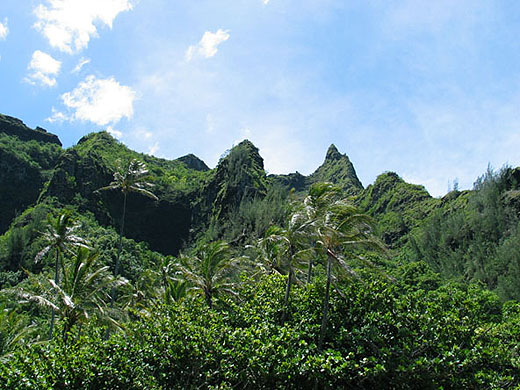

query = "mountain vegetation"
[0,113,519,388]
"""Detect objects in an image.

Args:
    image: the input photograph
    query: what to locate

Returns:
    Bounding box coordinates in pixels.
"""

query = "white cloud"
[71,57,91,73]
[185,29,230,61]
[46,107,68,123]
[0,18,8,40]
[25,50,61,87]
[34,0,133,53]
[263,0,270,4]
[52,75,136,126]
[147,142,159,155]
[106,126,123,139]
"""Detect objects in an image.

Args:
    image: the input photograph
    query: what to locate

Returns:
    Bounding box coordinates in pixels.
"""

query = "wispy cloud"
[147,142,159,155]
[71,57,91,73]
[34,0,133,53]
[185,29,230,61]
[25,50,61,87]
[0,18,8,40]
[49,75,135,126]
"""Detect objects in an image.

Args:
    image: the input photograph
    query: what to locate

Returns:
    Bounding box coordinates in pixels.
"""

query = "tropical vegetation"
[0,113,519,388]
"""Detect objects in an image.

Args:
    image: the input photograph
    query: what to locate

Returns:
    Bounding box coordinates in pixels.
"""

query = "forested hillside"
[0,113,519,389]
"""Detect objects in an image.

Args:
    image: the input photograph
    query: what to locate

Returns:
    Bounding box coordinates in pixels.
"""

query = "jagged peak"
[325,144,342,161]
[309,143,363,194]
[374,171,403,185]
[367,171,431,201]
[223,139,264,170]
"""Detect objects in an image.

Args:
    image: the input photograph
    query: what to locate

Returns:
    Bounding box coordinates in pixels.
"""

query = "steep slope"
[357,172,438,247]
[409,166,520,300]
[41,131,211,255]
[308,144,363,195]
[208,140,268,220]
[0,114,62,233]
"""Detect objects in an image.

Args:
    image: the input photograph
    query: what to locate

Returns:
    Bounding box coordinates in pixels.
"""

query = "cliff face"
[42,132,203,255]
[207,140,268,221]
[9,112,516,258]
[0,115,62,233]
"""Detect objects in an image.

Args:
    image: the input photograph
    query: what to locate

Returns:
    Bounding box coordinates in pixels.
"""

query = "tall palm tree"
[177,241,239,308]
[302,182,342,283]
[12,247,127,343]
[97,159,158,305]
[34,211,90,339]
[313,192,385,350]
[260,215,313,324]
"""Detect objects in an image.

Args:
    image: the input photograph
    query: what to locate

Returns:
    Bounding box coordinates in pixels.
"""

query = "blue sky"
[1,0,520,196]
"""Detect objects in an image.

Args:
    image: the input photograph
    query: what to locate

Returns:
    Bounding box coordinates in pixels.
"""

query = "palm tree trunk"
[106,193,127,340]
[205,290,213,309]
[110,192,127,308]
[49,247,60,340]
[281,268,293,325]
[318,251,332,350]
[306,258,313,284]
[307,241,315,283]
[115,192,127,278]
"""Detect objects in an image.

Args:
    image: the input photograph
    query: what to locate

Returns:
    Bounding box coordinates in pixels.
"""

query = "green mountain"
[1,113,519,388]
[271,143,363,195]
[2,113,520,300]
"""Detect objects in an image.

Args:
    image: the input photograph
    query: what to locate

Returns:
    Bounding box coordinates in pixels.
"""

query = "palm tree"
[34,211,90,339]
[259,214,313,324]
[130,257,187,309]
[97,159,158,305]
[0,305,36,359]
[12,247,128,343]
[177,241,239,308]
[302,182,342,283]
[159,257,188,305]
[312,188,384,350]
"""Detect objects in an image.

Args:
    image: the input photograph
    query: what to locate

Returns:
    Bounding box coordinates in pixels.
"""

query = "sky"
[1,0,520,197]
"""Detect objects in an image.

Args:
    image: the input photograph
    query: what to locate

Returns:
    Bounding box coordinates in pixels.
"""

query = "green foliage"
[0,304,36,358]
[0,273,517,389]
[0,133,62,172]
[308,144,363,195]
[178,241,239,308]
[0,133,62,233]
[1,116,520,388]
[411,166,520,300]
[358,172,438,247]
